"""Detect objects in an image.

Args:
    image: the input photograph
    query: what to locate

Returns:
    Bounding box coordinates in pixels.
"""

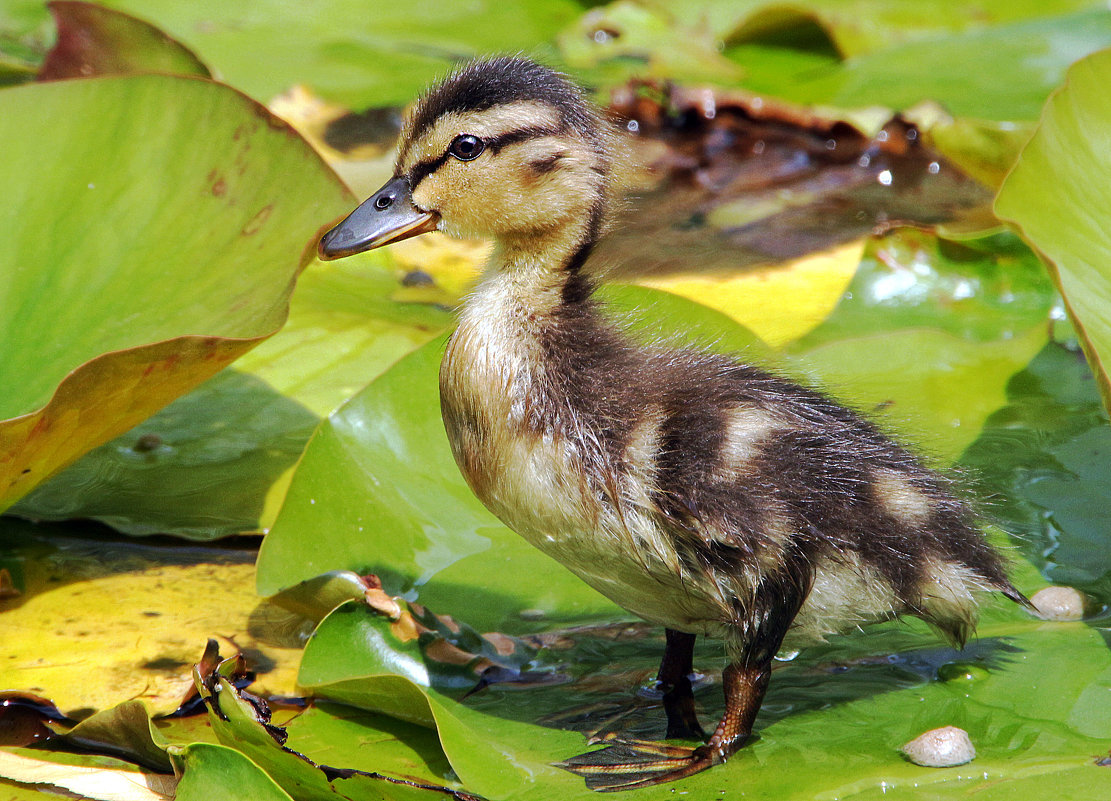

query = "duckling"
[318,57,1028,791]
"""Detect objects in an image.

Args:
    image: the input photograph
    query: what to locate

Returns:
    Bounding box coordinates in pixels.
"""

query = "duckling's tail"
[1000,581,1035,611]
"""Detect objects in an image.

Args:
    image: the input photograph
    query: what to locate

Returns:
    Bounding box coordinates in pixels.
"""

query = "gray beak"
[318,176,439,260]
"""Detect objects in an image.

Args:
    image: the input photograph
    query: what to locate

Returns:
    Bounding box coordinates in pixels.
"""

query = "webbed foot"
[557,737,720,792]
[559,660,770,791]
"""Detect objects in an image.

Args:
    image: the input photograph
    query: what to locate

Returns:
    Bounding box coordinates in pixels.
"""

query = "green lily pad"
[299,602,585,801]
[962,342,1111,602]
[299,594,1111,800]
[174,743,294,801]
[717,0,1107,57]
[283,703,455,787]
[194,665,471,800]
[6,0,584,108]
[12,255,450,539]
[233,253,454,419]
[9,369,318,538]
[784,231,1054,461]
[792,231,1057,345]
[39,1,210,81]
[996,46,1111,412]
[789,325,1048,463]
[0,74,351,512]
[556,0,745,89]
[779,10,1111,121]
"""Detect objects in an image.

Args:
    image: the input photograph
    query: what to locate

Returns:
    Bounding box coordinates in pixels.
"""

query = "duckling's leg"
[658,629,705,740]
[557,657,771,791]
[560,570,808,791]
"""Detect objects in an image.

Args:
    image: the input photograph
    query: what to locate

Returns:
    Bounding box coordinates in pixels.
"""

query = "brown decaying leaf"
[0,692,71,747]
[596,80,995,280]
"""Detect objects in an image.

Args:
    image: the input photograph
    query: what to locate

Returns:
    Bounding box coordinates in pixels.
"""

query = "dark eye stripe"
[485,125,562,154]
[408,152,451,188]
[407,125,564,188]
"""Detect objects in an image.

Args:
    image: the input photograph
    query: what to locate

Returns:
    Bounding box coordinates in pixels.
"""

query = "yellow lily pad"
[637,239,864,346]
[0,521,300,715]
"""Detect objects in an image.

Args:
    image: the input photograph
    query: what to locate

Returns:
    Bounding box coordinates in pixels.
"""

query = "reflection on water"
[963,341,1111,602]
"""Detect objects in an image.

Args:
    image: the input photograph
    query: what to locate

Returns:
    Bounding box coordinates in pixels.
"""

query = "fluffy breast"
[439,280,740,632]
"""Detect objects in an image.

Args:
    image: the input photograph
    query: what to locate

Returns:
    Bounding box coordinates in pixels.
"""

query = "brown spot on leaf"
[241,204,273,236]
[0,568,19,600]
[133,433,162,452]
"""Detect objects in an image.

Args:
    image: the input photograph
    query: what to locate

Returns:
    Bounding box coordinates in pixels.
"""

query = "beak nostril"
[375,194,394,210]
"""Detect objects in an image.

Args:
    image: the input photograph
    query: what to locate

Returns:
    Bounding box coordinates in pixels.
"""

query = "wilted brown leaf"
[600,81,996,282]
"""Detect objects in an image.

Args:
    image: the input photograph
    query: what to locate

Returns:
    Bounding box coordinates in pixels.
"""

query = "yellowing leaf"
[0,750,175,801]
[0,528,300,714]
[636,240,864,346]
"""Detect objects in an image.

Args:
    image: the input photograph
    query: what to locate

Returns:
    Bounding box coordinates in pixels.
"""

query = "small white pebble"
[1031,586,1087,621]
[902,726,975,767]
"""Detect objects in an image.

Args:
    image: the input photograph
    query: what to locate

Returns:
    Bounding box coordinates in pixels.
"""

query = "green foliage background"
[2,1,1111,800]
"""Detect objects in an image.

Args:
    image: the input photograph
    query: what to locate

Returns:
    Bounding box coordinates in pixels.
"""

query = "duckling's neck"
[491,203,603,315]
[442,202,612,443]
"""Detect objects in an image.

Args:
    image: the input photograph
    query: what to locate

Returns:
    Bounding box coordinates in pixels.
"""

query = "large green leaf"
[4,0,584,108]
[0,74,351,512]
[559,0,1109,108]
[11,255,451,539]
[996,46,1111,412]
[776,9,1111,120]
[962,342,1111,602]
[174,744,295,801]
[38,1,211,80]
[654,0,1108,55]
[196,667,471,801]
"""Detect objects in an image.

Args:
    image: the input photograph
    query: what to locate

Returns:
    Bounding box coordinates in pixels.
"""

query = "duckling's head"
[319,57,614,259]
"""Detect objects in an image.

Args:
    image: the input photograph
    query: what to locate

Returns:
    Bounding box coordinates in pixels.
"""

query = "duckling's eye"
[449,134,484,161]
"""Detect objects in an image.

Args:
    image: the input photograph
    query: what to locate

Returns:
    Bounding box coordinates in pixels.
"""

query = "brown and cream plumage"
[319,57,1027,791]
